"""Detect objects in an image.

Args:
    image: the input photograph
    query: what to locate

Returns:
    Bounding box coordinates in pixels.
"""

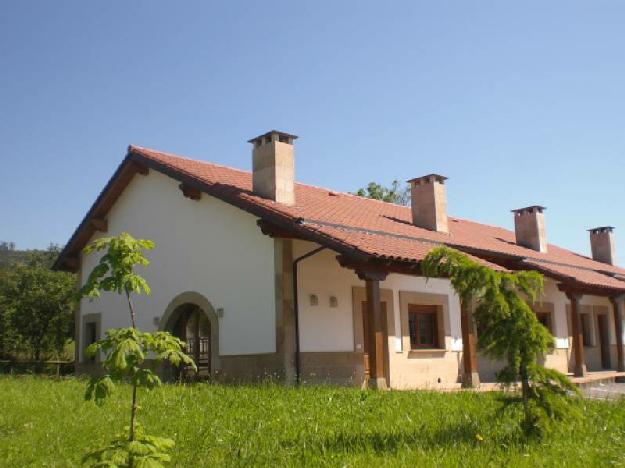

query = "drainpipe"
[292,246,326,385]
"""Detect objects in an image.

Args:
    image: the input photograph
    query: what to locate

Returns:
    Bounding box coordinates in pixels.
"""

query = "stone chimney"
[589,226,616,265]
[248,130,298,206]
[511,206,547,253]
[408,174,448,233]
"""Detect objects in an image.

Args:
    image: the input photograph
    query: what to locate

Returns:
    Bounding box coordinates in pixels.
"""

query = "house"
[54,130,625,389]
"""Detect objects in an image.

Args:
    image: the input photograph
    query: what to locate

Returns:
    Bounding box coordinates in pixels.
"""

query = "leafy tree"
[0,243,73,362]
[80,232,195,467]
[2,265,75,361]
[0,242,16,267]
[421,247,580,437]
[0,242,62,268]
[355,180,410,205]
[26,243,63,269]
[0,267,19,359]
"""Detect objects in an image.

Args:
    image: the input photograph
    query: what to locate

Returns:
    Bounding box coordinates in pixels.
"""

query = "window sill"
[408,348,446,358]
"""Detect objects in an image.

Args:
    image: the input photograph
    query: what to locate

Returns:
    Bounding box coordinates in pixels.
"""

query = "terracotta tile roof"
[303,222,509,271]
[521,260,625,291]
[55,144,625,293]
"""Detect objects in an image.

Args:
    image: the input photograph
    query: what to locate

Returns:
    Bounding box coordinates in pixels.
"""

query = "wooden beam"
[257,219,305,240]
[178,183,201,201]
[338,255,416,277]
[131,161,149,176]
[460,299,480,387]
[359,269,388,390]
[64,257,79,271]
[54,157,151,271]
[90,218,108,232]
[566,292,587,377]
[610,295,625,373]
[558,282,619,298]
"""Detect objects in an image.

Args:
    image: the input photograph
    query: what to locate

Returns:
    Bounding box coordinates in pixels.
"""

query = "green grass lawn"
[1,377,625,467]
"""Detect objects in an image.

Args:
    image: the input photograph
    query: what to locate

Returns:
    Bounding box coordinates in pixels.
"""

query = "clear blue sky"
[1,1,624,263]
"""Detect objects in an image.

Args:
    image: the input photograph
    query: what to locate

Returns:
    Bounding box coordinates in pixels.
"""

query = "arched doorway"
[170,303,211,377]
[161,292,220,380]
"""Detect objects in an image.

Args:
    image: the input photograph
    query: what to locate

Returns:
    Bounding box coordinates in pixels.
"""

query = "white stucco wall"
[542,279,571,349]
[79,169,276,360]
[294,244,356,352]
[294,240,462,353]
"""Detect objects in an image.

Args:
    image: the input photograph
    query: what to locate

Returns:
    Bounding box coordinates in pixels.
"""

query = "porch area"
[289,237,625,391]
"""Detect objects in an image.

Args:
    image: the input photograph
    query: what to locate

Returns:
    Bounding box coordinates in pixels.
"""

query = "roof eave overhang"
[53,151,148,271]
[53,148,625,298]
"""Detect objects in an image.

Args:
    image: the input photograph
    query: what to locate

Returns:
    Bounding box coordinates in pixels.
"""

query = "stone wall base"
[300,352,363,386]
[216,353,285,383]
[74,352,363,387]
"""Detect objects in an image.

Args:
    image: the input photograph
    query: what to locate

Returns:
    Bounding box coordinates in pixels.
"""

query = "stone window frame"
[160,291,221,375]
[399,291,448,355]
[81,312,102,363]
[532,303,553,333]
[531,301,556,354]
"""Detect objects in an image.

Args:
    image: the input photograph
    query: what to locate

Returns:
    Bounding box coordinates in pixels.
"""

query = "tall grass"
[1,376,624,466]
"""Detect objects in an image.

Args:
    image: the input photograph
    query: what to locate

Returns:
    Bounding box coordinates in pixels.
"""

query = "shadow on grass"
[282,423,524,455]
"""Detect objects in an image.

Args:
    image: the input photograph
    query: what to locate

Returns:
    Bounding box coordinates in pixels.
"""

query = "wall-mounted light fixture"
[329,296,338,308]
[309,294,319,306]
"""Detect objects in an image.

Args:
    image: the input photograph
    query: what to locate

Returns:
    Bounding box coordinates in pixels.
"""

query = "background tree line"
[0,242,76,362]
[355,180,410,205]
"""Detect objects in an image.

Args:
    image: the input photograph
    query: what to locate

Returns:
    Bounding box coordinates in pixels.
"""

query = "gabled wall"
[78,170,276,362]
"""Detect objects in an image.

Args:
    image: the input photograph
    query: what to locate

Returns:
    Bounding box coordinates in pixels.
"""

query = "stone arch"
[161,291,220,374]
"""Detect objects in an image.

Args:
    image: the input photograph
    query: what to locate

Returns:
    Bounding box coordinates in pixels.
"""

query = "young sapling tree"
[80,232,196,467]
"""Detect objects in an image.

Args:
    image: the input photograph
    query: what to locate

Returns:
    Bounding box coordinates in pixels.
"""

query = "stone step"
[569,371,625,389]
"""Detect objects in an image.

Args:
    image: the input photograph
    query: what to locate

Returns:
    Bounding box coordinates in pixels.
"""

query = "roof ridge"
[130,145,415,206]
[448,215,512,232]
[131,145,625,272]
[129,145,253,176]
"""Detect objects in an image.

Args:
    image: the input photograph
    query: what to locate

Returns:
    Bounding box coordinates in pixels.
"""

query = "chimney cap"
[247,130,298,145]
[407,174,448,185]
[588,226,615,234]
[511,205,546,214]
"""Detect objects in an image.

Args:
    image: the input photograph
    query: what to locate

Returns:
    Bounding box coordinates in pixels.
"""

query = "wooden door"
[598,314,611,369]
[361,301,390,384]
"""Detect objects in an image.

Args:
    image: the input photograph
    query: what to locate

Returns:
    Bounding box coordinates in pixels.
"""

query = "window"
[408,304,439,349]
[581,314,593,347]
[535,312,552,332]
[85,322,98,361]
